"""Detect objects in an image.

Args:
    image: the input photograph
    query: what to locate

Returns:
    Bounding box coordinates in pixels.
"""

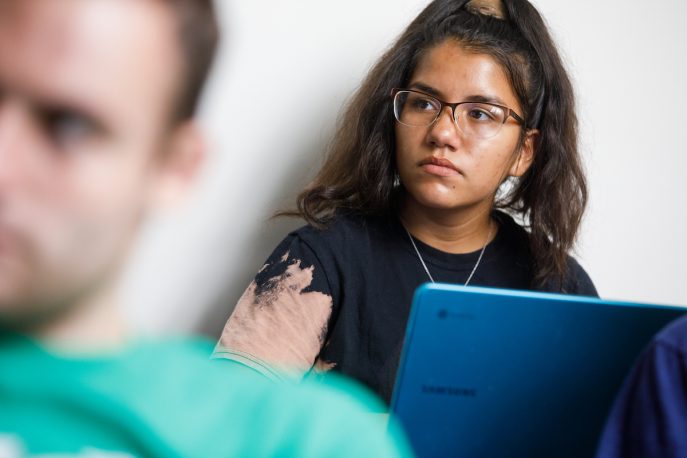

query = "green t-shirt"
[0,333,411,457]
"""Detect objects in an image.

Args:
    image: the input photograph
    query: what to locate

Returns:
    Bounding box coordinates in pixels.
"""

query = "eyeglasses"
[391,88,525,139]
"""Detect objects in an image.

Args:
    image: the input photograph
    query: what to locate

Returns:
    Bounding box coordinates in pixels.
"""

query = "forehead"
[0,0,182,125]
[411,40,520,109]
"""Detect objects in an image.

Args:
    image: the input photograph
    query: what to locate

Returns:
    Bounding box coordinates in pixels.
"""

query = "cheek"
[471,137,519,182]
[77,163,149,213]
[394,126,423,172]
[73,156,150,236]
[35,150,152,277]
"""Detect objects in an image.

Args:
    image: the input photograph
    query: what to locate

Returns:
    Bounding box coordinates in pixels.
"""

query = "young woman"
[214,0,597,403]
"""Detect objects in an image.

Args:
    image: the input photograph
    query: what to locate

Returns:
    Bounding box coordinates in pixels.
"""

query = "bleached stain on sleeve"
[218,255,333,377]
[312,357,337,374]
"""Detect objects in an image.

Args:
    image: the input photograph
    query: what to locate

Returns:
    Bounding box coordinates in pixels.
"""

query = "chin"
[409,186,465,211]
[414,196,464,211]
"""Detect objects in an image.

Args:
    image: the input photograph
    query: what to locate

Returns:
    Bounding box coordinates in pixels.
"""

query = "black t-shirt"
[215,211,598,404]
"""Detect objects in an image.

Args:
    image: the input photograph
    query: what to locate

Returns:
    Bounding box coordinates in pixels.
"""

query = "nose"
[426,105,462,151]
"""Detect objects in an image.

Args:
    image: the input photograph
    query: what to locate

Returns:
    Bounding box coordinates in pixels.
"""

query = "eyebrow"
[408,81,509,106]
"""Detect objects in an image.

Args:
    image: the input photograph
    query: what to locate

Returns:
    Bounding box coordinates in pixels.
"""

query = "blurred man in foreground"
[0,0,409,456]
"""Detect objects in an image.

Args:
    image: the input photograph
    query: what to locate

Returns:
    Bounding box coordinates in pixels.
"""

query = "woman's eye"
[467,108,496,122]
[410,97,439,112]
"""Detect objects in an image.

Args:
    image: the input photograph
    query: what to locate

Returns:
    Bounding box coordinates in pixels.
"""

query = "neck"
[33,278,128,355]
[400,194,497,254]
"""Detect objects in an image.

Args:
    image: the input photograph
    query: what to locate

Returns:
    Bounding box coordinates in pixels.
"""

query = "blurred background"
[122,0,687,337]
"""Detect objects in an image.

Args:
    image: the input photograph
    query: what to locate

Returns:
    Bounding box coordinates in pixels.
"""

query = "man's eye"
[41,110,96,147]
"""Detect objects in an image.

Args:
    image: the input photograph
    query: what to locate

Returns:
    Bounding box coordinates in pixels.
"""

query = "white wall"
[122,0,687,336]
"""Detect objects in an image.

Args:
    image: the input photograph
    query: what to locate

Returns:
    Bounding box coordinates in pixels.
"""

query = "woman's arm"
[213,235,335,380]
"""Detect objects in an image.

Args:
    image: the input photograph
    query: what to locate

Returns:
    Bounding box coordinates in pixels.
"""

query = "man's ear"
[509,129,538,178]
[148,120,205,210]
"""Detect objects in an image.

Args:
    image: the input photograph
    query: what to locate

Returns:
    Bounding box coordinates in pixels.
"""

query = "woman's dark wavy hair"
[280,0,587,289]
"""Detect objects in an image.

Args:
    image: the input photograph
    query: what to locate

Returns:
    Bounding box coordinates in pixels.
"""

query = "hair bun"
[465,0,506,20]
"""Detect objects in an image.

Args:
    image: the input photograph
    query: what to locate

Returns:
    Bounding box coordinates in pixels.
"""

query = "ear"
[148,120,206,210]
[509,129,538,178]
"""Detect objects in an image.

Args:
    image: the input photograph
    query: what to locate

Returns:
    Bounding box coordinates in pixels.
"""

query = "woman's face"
[395,40,534,213]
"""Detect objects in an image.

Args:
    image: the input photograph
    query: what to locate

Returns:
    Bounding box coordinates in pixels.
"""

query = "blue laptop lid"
[390,284,686,458]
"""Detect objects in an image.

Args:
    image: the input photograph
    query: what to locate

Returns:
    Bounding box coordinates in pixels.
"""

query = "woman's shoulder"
[266,212,396,303]
[562,255,598,297]
[531,254,597,297]
[492,211,597,297]
[289,211,395,250]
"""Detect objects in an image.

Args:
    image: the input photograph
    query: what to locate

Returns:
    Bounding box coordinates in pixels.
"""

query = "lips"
[418,156,461,177]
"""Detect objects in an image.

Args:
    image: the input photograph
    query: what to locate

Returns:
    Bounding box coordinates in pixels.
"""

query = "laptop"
[390,283,686,458]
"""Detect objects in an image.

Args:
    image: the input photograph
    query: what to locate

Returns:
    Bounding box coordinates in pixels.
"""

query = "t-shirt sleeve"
[213,233,335,380]
[596,336,687,458]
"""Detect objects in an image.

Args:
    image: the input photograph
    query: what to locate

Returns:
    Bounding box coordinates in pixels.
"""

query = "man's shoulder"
[138,338,410,456]
[260,373,411,457]
[180,348,411,457]
[0,336,409,456]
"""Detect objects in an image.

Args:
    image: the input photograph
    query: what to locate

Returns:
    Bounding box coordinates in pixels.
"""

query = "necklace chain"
[404,221,493,286]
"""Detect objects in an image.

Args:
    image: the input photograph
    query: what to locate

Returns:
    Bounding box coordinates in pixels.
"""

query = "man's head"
[0,0,218,328]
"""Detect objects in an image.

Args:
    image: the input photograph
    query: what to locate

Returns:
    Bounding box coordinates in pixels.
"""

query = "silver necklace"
[403,222,493,285]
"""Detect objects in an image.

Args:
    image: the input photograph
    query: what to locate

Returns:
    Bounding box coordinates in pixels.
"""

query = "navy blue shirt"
[597,315,687,458]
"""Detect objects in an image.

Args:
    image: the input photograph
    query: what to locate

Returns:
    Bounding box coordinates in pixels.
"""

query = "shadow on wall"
[197,135,327,339]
